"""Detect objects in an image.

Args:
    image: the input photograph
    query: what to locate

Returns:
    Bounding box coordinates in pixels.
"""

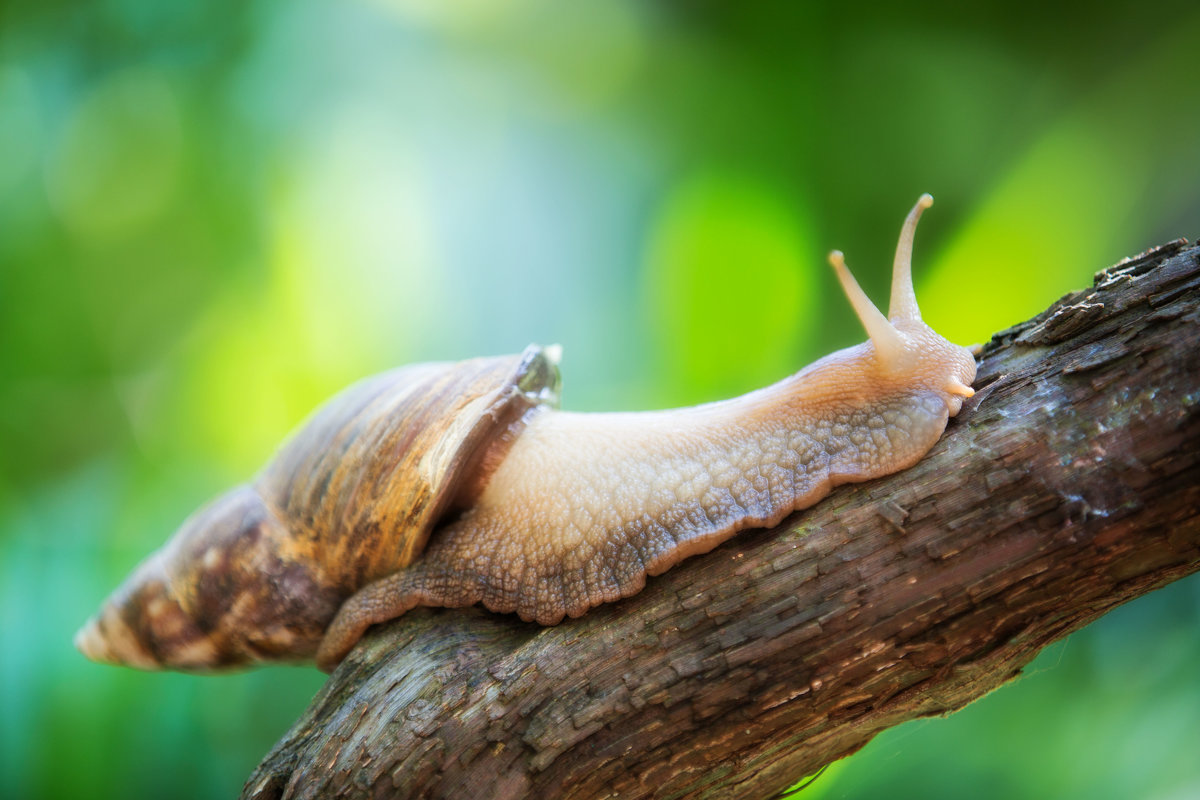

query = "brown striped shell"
[74,346,560,670]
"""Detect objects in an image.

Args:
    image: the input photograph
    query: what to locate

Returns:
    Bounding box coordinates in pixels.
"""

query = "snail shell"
[75,347,560,669]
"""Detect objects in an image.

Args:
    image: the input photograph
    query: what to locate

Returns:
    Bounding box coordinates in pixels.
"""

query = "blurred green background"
[2,0,1198,798]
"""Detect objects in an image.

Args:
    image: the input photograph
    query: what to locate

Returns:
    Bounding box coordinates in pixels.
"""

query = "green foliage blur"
[2,1,1198,798]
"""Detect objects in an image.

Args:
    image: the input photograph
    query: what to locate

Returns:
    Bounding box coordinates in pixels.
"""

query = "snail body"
[76,195,976,673]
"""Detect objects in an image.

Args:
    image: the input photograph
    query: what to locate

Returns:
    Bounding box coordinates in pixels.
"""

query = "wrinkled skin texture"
[319,330,975,670]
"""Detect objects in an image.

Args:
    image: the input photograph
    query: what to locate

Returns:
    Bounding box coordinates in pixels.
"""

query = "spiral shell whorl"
[76,346,560,670]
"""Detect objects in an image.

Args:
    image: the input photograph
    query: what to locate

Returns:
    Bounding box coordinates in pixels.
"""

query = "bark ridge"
[245,240,1200,800]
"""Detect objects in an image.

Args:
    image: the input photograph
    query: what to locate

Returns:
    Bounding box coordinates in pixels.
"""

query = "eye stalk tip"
[889,194,932,323]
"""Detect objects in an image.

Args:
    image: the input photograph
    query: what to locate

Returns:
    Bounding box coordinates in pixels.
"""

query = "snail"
[75,194,976,674]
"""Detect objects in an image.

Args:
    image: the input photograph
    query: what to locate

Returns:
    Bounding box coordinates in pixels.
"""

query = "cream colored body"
[458,342,965,596]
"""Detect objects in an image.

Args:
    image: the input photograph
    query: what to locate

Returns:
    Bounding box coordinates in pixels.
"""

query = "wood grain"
[244,240,1200,800]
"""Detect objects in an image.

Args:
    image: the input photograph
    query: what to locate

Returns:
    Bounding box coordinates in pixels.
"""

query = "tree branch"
[244,240,1200,800]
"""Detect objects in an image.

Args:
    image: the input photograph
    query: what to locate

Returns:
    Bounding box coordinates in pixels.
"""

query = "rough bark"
[244,240,1200,800]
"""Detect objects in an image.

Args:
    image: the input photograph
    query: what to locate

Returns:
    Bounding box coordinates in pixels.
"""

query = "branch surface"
[245,240,1200,800]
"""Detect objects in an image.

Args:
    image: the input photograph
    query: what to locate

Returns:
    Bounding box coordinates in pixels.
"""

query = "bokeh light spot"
[643,169,815,403]
[0,68,40,200]
[47,69,183,241]
[923,122,1141,345]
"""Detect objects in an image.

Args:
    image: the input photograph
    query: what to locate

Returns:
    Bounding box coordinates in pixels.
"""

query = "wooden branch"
[244,240,1200,800]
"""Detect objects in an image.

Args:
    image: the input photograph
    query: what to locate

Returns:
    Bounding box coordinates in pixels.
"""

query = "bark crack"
[245,239,1200,800]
